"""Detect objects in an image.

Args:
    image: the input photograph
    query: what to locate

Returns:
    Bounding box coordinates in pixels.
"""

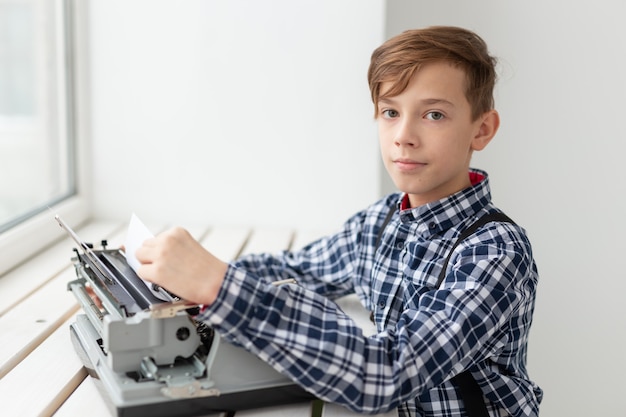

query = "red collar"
[400,171,485,210]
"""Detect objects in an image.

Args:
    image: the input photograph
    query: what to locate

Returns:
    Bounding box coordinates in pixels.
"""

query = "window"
[0,0,88,275]
[0,0,73,231]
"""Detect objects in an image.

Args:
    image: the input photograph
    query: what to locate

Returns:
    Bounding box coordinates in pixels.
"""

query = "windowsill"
[0,195,89,276]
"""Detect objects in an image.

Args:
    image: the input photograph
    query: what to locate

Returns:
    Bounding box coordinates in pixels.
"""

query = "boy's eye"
[425,111,444,121]
[381,109,399,119]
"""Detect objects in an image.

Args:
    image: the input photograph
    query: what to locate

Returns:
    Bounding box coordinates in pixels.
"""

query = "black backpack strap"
[450,371,490,417]
[374,206,396,251]
[370,207,398,323]
[435,211,514,288]
[437,211,514,417]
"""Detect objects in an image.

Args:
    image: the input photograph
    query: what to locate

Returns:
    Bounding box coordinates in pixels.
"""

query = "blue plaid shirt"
[200,169,543,416]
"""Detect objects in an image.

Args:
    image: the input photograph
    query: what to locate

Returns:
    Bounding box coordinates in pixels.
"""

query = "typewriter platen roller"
[56,216,315,417]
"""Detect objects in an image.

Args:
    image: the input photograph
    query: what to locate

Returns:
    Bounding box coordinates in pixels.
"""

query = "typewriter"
[56,216,315,417]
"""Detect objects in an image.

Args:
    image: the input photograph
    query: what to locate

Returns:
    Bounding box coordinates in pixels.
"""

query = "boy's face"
[377,61,498,208]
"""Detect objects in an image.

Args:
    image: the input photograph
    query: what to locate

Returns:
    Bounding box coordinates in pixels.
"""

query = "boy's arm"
[135,195,397,308]
[134,205,377,306]
[232,220,365,300]
[198,224,537,414]
[231,196,399,302]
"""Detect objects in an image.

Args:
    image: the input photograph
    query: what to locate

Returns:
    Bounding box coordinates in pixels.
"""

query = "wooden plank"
[0,314,87,417]
[239,227,294,256]
[0,220,123,318]
[53,377,111,417]
[0,268,81,379]
[200,225,251,261]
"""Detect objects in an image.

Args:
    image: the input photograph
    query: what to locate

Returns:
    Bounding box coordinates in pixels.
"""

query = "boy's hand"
[135,227,228,305]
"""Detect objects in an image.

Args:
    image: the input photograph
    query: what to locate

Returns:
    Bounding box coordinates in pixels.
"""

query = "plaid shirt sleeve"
[198,176,542,417]
[224,196,395,308]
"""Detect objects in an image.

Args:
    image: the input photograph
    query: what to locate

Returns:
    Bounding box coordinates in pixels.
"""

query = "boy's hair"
[367,26,497,120]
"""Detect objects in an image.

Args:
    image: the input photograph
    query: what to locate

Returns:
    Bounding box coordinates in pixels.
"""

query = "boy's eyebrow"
[421,98,455,107]
[378,97,456,107]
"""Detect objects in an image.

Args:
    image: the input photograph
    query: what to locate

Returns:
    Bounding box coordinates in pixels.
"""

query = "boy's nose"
[394,119,419,147]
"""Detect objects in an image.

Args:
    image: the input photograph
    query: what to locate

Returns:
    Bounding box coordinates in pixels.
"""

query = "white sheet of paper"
[125,213,153,273]
[125,213,168,301]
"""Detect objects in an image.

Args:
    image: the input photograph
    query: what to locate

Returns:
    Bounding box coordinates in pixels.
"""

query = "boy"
[136,26,543,417]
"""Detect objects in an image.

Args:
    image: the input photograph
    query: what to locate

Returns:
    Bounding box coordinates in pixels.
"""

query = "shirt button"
[378,300,386,309]
[396,242,404,250]
[429,222,436,229]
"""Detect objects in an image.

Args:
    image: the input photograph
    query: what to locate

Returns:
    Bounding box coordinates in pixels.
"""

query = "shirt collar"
[395,168,493,236]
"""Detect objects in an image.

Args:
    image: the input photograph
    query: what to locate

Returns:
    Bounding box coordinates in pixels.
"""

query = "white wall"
[87,0,385,229]
[385,1,626,416]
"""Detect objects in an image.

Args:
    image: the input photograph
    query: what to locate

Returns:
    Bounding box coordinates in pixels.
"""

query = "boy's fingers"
[85,285,103,309]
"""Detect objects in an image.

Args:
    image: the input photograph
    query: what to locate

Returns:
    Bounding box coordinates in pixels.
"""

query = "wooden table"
[0,220,398,417]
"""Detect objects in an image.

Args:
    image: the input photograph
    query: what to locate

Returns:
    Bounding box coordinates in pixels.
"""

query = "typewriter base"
[70,314,316,417]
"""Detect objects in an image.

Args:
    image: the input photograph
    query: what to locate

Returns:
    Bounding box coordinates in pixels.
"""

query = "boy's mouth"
[393,158,426,172]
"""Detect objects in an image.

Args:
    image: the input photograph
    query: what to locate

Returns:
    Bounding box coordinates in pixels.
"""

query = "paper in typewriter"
[125,213,168,301]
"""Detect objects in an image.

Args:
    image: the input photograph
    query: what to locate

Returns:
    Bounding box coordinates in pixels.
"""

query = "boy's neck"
[400,171,485,210]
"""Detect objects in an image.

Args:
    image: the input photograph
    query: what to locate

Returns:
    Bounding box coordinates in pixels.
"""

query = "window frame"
[0,0,90,276]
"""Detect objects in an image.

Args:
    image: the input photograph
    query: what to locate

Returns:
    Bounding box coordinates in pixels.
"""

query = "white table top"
[0,220,397,417]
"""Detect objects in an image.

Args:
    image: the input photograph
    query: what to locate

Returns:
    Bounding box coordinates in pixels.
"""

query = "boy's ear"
[471,110,500,151]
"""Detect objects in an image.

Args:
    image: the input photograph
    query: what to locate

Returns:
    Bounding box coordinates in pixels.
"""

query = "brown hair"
[367,26,497,120]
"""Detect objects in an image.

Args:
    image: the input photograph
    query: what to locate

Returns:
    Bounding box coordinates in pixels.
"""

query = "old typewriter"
[56,216,315,417]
